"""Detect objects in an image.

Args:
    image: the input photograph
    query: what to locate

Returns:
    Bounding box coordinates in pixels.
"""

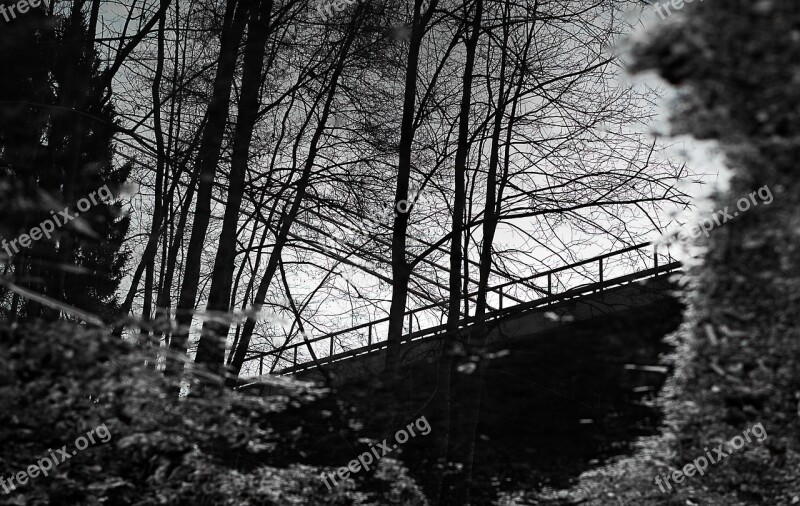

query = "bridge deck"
[241,243,681,378]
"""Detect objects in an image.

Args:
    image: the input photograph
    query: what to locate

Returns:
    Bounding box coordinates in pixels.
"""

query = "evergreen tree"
[0,2,130,321]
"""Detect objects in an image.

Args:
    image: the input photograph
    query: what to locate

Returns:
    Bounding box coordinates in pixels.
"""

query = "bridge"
[241,242,682,384]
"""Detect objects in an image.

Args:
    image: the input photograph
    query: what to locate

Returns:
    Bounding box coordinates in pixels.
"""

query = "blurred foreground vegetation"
[0,320,427,505]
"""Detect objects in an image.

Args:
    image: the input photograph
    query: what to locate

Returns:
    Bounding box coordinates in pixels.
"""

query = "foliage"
[501,0,800,503]
[0,5,130,321]
[632,0,800,501]
[0,320,427,505]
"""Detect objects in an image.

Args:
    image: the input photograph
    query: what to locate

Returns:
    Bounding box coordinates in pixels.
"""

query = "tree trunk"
[475,14,508,317]
[112,120,205,338]
[194,0,274,377]
[164,0,249,380]
[442,1,483,503]
[140,0,168,348]
[447,16,480,328]
[384,0,439,376]
[227,19,361,382]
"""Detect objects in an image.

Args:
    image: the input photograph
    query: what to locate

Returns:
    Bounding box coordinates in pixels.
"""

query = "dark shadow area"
[330,293,685,504]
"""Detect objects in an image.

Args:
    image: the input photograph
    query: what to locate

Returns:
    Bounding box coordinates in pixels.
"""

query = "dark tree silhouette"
[0,4,130,321]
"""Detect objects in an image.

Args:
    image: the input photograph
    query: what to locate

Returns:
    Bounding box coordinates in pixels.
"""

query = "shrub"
[0,320,427,505]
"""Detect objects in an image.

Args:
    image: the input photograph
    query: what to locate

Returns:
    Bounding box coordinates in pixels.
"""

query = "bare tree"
[165,0,250,380]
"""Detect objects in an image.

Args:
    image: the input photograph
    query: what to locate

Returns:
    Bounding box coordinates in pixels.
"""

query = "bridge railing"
[242,242,678,376]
